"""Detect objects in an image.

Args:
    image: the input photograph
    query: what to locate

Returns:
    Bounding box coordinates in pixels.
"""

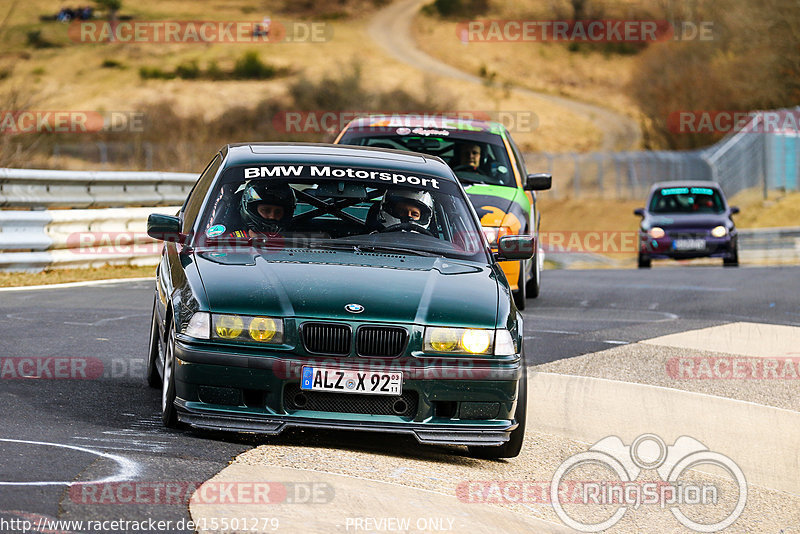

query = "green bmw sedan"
[145,143,532,458]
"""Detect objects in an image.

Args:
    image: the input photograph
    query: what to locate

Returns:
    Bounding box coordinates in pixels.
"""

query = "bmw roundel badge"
[345,303,364,313]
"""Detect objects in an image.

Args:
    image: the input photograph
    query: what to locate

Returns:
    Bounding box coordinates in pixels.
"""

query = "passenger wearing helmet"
[377,189,434,233]
[239,182,296,236]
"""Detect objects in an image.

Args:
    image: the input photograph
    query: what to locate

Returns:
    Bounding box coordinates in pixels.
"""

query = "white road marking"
[63,313,148,327]
[0,438,140,486]
[602,340,629,345]
[0,277,152,292]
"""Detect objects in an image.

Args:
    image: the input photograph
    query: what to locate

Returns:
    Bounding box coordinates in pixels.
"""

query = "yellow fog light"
[428,328,459,352]
[461,329,491,354]
[214,314,244,339]
[249,316,281,342]
[711,226,727,238]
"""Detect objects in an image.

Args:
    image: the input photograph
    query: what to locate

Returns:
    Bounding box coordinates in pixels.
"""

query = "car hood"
[464,184,528,229]
[193,249,500,327]
[647,213,731,229]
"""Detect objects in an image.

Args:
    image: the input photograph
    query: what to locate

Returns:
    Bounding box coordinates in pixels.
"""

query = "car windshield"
[649,186,726,214]
[194,164,489,262]
[341,132,516,187]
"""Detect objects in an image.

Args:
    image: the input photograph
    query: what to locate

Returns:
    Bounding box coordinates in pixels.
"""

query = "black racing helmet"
[239,182,296,233]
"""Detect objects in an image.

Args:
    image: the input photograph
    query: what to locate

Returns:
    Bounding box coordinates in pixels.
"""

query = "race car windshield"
[194,165,489,262]
[343,134,516,187]
[649,187,726,214]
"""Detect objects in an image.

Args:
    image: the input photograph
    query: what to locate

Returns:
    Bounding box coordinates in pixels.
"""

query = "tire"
[146,299,162,389]
[468,358,527,459]
[638,253,651,269]
[161,325,179,428]
[526,250,541,299]
[513,260,527,311]
[723,248,739,267]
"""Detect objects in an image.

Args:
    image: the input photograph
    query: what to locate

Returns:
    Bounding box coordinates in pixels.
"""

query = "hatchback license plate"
[673,239,706,250]
[300,366,402,396]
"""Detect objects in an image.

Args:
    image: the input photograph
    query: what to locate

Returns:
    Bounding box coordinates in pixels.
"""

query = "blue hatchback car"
[634,181,740,268]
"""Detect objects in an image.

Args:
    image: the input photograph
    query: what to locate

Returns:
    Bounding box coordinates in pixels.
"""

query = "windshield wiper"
[307,242,361,252]
[354,245,438,257]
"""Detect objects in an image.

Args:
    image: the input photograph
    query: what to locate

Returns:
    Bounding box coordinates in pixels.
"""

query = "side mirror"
[496,235,535,261]
[147,213,184,242]
[634,208,645,216]
[524,173,552,191]
[730,206,740,215]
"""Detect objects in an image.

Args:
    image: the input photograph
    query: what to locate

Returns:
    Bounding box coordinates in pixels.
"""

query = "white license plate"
[300,366,402,396]
[673,239,706,250]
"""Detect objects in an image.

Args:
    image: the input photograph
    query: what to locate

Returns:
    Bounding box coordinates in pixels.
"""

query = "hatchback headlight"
[648,227,665,239]
[711,225,728,238]
[424,327,516,355]
[211,314,283,344]
[482,226,513,246]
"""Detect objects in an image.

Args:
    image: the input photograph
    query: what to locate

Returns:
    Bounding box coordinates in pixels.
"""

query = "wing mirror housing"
[495,235,535,261]
[524,173,552,191]
[147,213,185,243]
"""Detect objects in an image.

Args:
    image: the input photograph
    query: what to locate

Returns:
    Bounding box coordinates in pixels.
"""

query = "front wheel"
[638,253,652,268]
[513,260,527,311]
[161,326,179,428]
[526,250,541,299]
[146,299,162,389]
[723,247,739,267]
[468,364,527,459]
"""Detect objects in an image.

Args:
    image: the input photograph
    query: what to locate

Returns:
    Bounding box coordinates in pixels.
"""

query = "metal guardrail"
[0,207,179,272]
[0,168,196,208]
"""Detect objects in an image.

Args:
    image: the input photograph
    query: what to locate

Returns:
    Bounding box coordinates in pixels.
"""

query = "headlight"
[711,225,728,238]
[424,327,516,355]
[648,227,665,239]
[184,312,210,339]
[212,314,283,344]
[214,314,244,339]
[248,316,280,342]
[482,226,513,246]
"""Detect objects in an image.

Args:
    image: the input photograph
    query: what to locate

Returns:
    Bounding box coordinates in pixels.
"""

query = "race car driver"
[235,182,297,237]
[455,142,483,172]
[376,188,434,232]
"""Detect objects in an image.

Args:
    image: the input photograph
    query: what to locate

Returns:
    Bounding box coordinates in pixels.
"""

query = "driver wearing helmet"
[238,182,296,236]
[377,189,434,233]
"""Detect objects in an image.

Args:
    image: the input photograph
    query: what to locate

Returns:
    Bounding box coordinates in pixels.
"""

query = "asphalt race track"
[1,266,798,532]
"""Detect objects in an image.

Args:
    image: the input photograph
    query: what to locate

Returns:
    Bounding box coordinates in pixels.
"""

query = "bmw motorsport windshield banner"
[239,165,444,191]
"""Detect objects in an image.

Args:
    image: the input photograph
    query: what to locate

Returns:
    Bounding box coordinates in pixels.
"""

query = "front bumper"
[639,232,737,260]
[172,338,522,445]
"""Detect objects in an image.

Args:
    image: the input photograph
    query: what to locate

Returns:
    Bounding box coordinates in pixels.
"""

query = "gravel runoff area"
[223,338,800,533]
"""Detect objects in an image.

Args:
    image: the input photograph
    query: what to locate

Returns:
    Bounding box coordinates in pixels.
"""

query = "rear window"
[649,187,726,214]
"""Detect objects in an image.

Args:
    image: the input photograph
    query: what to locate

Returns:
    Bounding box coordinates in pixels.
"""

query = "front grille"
[301,322,351,355]
[283,383,418,417]
[357,326,408,357]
